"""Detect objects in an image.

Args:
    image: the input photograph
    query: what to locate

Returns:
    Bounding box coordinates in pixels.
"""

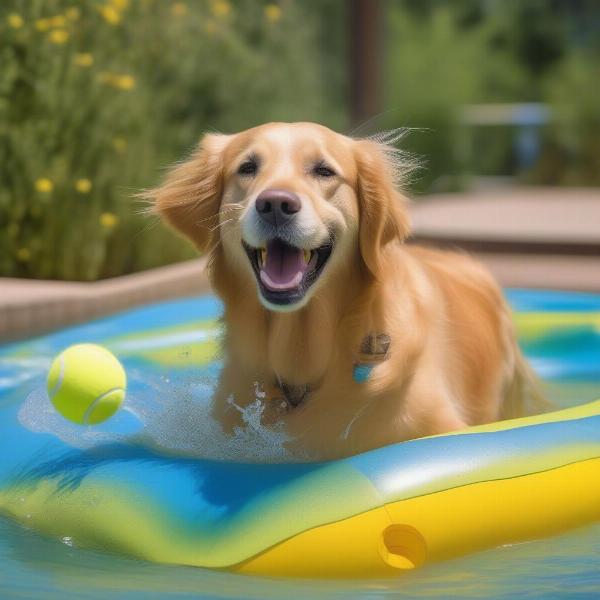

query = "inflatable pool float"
[0,290,599,578]
[1,400,600,578]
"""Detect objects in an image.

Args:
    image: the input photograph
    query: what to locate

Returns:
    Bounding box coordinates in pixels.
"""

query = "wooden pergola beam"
[349,0,382,128]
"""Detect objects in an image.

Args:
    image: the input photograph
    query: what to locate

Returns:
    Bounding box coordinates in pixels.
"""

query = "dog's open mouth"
[243,238,333,306]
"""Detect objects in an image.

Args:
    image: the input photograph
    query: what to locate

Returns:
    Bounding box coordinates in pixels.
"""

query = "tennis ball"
[47,344,127,425]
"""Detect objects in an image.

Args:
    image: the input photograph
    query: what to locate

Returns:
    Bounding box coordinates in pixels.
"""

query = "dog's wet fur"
[149,122,545,460]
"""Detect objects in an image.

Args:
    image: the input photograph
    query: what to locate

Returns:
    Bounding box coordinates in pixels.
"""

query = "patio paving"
[411,186,600,252]
[409,185,600,293]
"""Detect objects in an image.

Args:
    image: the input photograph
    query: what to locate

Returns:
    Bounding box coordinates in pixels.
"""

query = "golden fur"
[150,122,543,460]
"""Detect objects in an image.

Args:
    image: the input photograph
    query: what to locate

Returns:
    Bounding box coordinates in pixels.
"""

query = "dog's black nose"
[255,189,301,228]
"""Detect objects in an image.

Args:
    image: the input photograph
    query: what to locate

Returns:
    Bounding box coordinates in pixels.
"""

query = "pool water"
[1,290,599,599]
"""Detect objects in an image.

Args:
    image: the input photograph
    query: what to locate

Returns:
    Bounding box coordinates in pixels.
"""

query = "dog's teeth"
[260,248,266,265]
[303,250,311,264]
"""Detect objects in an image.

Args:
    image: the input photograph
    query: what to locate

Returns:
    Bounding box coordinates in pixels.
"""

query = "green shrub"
[0,0,341,280]
[532,52,600,186]
[383,1,600,191]
[383,4,525,192]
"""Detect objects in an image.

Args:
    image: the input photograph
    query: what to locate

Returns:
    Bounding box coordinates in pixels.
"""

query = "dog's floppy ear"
[149,133,231,253]
[354,139,411,279]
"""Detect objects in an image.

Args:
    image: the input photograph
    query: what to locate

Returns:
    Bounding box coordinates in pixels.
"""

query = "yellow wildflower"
[100,212,119,229]
[17,248,32,262]
[204,19,217,35]
[116,75,135,90]
[35,178,54,193]
[66,7,81,21]
[48,29,69,44]
[49,15,66,27]
[100,5,121,25]
[8,13,24,29]
[35,19,51,31]
[98,71,114,84]
[98,72,135,90]
[211,0,231,18]
[75,179,92,193]
[74,53,94,67]
[264,4,282,23]
[171,2,187,16]
[111,0,129,9]
[112,137,127,153]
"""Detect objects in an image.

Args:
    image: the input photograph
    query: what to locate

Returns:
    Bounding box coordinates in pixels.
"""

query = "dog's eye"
[312,162,336,178]
[238,159,258,176]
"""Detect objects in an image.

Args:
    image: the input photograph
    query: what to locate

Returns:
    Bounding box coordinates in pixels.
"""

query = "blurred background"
[1,0,599,282]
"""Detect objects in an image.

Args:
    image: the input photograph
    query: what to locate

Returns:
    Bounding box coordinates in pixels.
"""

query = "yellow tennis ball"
[47,344,126,425]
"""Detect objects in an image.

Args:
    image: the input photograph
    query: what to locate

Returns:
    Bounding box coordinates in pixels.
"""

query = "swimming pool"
[1,289,599,599]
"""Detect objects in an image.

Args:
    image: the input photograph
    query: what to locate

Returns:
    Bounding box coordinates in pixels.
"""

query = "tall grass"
[0,0,341,280]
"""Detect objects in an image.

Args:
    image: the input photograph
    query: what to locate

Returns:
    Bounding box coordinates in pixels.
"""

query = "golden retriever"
[149,122,542,460]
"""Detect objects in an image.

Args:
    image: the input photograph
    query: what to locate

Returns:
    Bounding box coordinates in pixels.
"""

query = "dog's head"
[152,122,411,311]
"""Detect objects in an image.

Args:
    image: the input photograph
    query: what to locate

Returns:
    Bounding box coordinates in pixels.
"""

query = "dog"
[149,122,543,460]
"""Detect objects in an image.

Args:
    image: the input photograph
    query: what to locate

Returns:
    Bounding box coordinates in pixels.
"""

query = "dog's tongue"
[260,239,307,291]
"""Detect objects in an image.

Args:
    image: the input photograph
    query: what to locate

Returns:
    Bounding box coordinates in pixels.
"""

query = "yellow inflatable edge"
[236,457,600,578]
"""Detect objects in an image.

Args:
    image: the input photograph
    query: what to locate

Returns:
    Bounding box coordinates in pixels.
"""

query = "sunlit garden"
[1,0,342,280]
[1,3,600,600]
[2,0,599,281]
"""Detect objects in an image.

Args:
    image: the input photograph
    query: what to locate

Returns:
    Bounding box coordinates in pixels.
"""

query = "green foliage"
[384,0,600,191]
[384,4,525,192]
[0,0,342,280]
[533,51,600,185]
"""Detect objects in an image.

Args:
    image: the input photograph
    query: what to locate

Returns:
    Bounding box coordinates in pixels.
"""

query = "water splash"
[18,368,301,463]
